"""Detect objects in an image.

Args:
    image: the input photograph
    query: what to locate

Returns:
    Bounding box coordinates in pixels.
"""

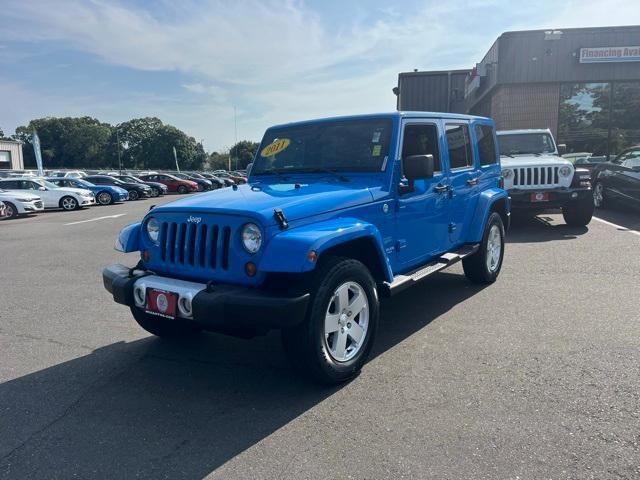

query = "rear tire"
[463,212,505,284]
[97,191,113,205]
[562,197,594,226]
[3,202,19,219]
[60,196,79,211]
[130,307,201,339]
[128,189,139,201]
[281,257,379,384]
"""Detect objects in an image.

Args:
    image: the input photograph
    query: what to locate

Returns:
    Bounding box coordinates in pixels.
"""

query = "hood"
[152,180,375,226]
[501,154,571,167]
[123,182,150,189]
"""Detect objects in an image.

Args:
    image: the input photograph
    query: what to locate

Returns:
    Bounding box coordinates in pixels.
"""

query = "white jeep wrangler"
[497,129,593,226]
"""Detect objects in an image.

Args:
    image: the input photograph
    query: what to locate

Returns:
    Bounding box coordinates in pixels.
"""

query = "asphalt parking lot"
[1,199,639,479]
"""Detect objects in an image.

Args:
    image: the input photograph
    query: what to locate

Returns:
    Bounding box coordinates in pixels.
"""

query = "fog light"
[571,192,578,198]
[134,286,145,306]
[245,262,257,277]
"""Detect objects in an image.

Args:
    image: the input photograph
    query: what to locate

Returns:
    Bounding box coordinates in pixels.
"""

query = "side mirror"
[404,154,434,180]
[557,144,567,155]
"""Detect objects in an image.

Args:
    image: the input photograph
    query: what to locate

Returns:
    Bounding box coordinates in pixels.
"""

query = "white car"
[0,189,45,218]
[0,178,96,211]
[48,170,87,178]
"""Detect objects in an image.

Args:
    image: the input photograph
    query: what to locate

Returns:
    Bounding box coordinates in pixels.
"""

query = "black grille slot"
[168,223,177,263]
[198,225,207,267]
[553,167,559,184]
[526,168,532,185]
[177,223,186,264]
[540,167,546,185]
[187,223,197,265]
[533,168,539,185]
[222,226,231,270]
[513,169,519,185]
[209,225,219,268]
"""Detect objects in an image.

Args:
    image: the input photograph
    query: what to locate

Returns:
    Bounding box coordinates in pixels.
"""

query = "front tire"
[3,202,19,219]
[150,187,160,198]
[60,196,79,211]
[97,191,113,205]
[130,307,201,338]
[281,257,379,384]
[463,212,505,284]
[562,197,594,226]
[177,185,188,194]
[593,181,606,209]
[128,189,139,201]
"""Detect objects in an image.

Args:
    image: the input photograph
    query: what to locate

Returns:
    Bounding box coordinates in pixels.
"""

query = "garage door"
[0,151,11,164]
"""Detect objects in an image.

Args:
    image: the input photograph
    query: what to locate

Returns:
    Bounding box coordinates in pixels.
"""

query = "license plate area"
[530,192,549,202]
[145,288,178,319]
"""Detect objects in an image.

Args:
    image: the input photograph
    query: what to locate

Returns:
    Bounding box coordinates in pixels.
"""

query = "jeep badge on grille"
[187,216,202,224]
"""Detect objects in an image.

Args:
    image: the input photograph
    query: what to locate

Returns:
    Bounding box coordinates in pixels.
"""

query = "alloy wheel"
[62,197,77,210]
[593,182,604,208]
[324,281,369,362]
[486,224,502,273]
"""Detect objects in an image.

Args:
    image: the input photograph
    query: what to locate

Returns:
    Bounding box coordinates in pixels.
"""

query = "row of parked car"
[0,169,248,220]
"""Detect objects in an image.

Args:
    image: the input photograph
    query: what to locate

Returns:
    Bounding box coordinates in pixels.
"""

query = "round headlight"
[502,168,513,179]
[559,165,572,177]
[146,217,160,245]
[241,223,262,254]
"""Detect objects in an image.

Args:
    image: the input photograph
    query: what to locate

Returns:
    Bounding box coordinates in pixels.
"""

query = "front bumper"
[102,264,310,335]
[508,187,591,209]
[80,197,96,206]
[22,201,44,212]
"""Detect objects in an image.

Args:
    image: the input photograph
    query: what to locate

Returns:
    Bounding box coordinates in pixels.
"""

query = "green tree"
[0,127,4,139]
[14,117,113,168]
[116,117,206,170]
[229,140,259,170]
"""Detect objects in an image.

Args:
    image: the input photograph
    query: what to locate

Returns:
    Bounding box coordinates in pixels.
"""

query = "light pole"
[116,127,122,174]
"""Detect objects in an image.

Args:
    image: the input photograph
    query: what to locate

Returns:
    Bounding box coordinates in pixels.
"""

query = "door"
[613,150,640,204]
[396,121,450,269]
[443,122,480,245]
[22,180,56,207]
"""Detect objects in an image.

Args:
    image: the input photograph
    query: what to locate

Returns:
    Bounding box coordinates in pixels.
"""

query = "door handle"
[434,184,449,193]
[466,177,479,186]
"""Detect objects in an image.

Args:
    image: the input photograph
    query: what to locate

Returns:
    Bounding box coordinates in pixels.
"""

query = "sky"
[1,0,639,152]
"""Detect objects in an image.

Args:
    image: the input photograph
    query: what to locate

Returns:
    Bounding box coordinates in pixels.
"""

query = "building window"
[475,125,497,165]
[0,151,11,164]
[558,83,610,156]
[445,124,473,169]
[611,82,640,156]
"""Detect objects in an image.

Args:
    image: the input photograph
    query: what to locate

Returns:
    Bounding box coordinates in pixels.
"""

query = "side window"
[475,125,497,166]
[445,123,473,169]
[23,181,38,190]
[1,180,17,189]
[401,124,441,172]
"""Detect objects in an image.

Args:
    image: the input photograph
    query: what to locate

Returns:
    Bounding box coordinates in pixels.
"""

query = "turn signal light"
[307,250,318,262]
[142,250,151,262]
[245,262,257,277]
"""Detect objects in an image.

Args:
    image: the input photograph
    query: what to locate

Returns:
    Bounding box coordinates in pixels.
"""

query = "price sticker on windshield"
[260,138,290,157]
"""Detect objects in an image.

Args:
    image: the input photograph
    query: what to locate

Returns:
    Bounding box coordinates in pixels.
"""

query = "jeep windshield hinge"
[273,208,289,230]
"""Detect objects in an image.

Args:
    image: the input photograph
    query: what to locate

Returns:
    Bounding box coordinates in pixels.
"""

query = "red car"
[138,174,198,194]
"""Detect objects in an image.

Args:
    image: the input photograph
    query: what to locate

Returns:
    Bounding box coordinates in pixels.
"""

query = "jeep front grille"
[159,221,232,270]
[512,166,560,187]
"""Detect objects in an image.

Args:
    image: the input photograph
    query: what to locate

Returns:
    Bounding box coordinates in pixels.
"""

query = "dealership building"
[0,138,24,170]
[396,26,640,158]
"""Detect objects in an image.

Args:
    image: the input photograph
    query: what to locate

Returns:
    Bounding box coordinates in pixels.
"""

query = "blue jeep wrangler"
[103,112,510,383]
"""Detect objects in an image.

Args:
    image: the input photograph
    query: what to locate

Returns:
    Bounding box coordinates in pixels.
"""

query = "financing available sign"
[579,46,640,63]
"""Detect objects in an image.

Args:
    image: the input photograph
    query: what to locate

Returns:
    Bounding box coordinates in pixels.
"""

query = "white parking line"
[592,216,640,236]
[64,214,126,226]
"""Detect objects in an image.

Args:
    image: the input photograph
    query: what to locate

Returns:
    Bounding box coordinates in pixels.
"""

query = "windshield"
[173,173,188,179]
[252,118,393,175]
[497,133,556,156]
[120,175,142,183]
[72,179,93,188]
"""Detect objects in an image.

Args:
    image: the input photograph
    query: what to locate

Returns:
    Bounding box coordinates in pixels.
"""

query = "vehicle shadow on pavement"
[0,272,484,478]
[506,214,589,243]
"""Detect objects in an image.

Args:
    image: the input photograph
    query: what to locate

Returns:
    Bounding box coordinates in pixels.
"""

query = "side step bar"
[380,244,479,297]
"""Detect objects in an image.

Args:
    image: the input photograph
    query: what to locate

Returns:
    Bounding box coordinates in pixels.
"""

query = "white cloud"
[1,0,639,150]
